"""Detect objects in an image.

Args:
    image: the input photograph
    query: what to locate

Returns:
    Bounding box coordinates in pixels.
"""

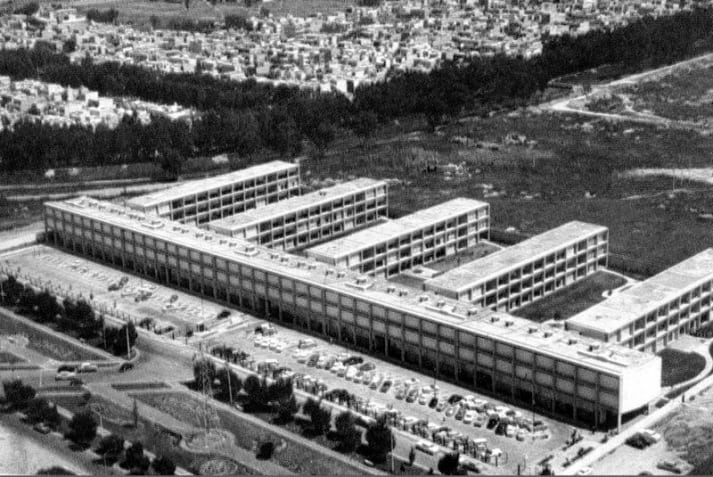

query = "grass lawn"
[0,350,25,364]
[658,348,707,387]
[513,271,628,322]
[111,382,170,392]
[131,391,368,475]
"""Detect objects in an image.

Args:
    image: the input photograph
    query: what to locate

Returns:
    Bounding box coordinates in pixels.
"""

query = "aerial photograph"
[1,0,713,475]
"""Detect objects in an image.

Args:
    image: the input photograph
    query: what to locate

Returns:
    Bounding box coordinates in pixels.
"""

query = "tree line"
[1,274,138,357]
[0,7,711,172]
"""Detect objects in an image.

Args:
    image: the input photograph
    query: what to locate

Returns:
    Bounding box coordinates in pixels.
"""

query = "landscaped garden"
[659,348,707,387]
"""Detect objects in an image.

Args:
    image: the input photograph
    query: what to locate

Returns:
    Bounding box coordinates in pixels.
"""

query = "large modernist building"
[43,197,660,428]
[126,160,301,225]
[424,222,609,313]
[566,249,713,353]
[208,178,388,251]
[305,198,490,278]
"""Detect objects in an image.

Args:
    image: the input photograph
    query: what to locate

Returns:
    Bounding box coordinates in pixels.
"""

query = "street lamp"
[91,409,106,468]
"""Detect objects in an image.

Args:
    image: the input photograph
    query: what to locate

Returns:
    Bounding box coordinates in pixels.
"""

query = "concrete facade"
[306,198,490,278]
[126,160,300,225]
[424,222,609,313]
[43,197,660,428]
[208,179,388,251]
[566,249,713,353]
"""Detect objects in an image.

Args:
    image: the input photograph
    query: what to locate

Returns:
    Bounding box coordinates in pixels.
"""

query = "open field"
[132,391,369,475]
[0,350,24,363]
[620,62,713,123]
[513,270,628,322]
[659,349,707,387]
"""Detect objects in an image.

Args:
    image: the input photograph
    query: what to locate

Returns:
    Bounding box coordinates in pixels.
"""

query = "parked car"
[216,310,231,319]
[345,366,358,381]
[369,374,383,389]
[657,460,683,474]
[428,397,439,408]
[473,413,487,427]
[455,406,466,421]
[463,410,477,425]
[416,439,439,455]
[445,405,457,417]
[640,429,662,444]
[447,394,463,405]
[342,356,363,366]
[307,353,321,367]
[359,362,376,372]
[118,362,134,372]
[55,371,76,381]
[57,364,76,373]
[33,422,51,434]
[459,456,481,473]
[626,434,650,449]
[379,379,392,393]
[436,400,447,412]
[298,338,317,349]
[576,466,593,475]
[77,362,98,373]
[69,377,84,386]
[406,389,419,403]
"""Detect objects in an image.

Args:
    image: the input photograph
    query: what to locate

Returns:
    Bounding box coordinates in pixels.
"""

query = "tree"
[151,456,176,475]
[256,440,275,459]
[193,359,217,388]
[301,397,319,418]
[267,378,292,404]
[112,322,138,357]
[121,441,150,473]
[2,379,36,409]
[438,452,461,475]
[36,290,60,323]
[215,368,241,402]
[409,446,416,466]
[15,1,39,15]
[335,411,356,439]
[132,398,139,428]
[365,415,394,463]
[62,38,77,54]
[243,374,268,407]
[275,395,298,423]
[67,411,98,446]
[95,434,125,461]
[309,403,331,435]
[25,398,59,427]
[159,148,185,179]
[352,111,378,146]
[340,428,361,453]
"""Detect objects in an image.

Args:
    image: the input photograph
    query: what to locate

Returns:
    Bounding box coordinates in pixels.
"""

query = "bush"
[256,440,275,460]
[309,403,332,436]
[2,379,36,409]
[25,397,59,427]
[95,434,125,461]
[276,395,298,423]
[151,455,176,475]
[121,441,150,472]
[438,452,460,475]
[67,411,97,446]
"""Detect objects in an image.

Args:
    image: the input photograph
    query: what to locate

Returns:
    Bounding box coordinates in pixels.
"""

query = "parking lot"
[4,245,589,475]
[1,246,242,338]
[204,319,581,475]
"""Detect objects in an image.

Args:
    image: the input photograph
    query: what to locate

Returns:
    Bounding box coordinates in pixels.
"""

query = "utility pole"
[125,323,131,360]
[226,361,233,405]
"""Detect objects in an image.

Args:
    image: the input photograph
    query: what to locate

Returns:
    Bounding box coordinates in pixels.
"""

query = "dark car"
[217,310,231,320]
[486,416,500,430]
[626,434,650,449]
[447,394,463,405]
[69,377,84,386]
[342,356,364,366]
[358,362,376,372]
[379,380,392,393]
[118,362,134,372]
[428,397,439,408]
[57,364,76,373]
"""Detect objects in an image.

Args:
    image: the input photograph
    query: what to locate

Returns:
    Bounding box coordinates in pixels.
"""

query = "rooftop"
[46,197,655,376]
[306,198,489,260]
[126,160,298,209]
[425,221,608,293]
[566,248,713,334]
[208,178,387,232]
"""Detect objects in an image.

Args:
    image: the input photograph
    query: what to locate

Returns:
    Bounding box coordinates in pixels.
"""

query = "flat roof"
[567,248,713,335]
[126,160,298,209]
[425,221,608,294]
[208,178,386,232]
[306,198,489,261]
[46,197,655,376]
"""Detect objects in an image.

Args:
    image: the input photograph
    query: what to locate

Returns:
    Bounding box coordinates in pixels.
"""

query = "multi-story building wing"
[424,221,609,312]
[126,160,301,225]
[566,249,713,353]
[208,178,388,251]
[305,198,490,278]
[43,197,660,429]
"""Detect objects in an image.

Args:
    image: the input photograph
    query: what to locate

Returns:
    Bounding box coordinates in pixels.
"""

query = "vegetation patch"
[513,271,627,322]
[0,350,25,363]
[659,349,707,387]
[111,382,170,392]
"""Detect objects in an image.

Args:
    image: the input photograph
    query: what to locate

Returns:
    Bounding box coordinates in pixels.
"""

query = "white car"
[416,440,439,455]
[55,370,76,381]
[641,429,662,443]
[345,366,358,380]
[369,374,383,389]
[330,362,345,374]
[463,410,477,424]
